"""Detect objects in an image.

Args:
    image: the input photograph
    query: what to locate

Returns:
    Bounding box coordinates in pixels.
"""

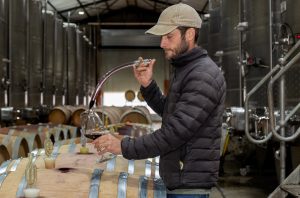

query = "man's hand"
[92,134,123,155]
[133,57,156,88]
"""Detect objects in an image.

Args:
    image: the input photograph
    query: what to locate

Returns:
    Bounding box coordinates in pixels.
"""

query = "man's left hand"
[92,134,123,155]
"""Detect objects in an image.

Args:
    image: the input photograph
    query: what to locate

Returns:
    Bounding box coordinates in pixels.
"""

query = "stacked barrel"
[0,124,80,165]
[0,127,165,197]
[48,105,152,127]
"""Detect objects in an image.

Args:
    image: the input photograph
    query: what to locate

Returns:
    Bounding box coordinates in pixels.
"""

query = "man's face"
[160,28,189,60]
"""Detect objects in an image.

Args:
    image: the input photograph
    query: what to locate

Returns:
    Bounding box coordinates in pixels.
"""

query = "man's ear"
[186,28,195,41]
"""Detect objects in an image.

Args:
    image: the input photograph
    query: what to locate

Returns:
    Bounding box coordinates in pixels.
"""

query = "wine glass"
[80,109,116,163]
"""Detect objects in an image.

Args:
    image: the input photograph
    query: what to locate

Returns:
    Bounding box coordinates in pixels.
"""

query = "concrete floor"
[210,161,278,198]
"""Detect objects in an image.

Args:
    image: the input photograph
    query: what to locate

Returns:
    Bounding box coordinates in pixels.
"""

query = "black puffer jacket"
[121,47,226,190]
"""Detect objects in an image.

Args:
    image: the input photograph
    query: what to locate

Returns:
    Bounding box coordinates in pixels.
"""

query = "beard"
[164,37,189,60]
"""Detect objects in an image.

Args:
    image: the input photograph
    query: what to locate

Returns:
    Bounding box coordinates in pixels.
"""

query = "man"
[93,3,226,197]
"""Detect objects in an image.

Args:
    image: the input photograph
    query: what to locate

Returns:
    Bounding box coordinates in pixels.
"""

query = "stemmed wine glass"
[80,109,116,163]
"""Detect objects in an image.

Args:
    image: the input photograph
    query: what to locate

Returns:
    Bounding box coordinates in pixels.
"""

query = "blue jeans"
[167,194,209,198]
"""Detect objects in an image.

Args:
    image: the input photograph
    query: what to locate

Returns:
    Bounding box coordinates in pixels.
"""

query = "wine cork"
[24,188,40,198]
[44,157,55,169]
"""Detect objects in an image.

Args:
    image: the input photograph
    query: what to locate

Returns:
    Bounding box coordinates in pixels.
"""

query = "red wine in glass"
[84,133,103,140]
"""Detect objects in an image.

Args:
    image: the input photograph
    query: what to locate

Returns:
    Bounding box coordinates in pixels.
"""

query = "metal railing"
[244,39,300,183]
[244,39,300,144]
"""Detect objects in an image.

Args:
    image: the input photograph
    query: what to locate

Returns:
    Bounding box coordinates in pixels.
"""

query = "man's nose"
[160,36,167,48]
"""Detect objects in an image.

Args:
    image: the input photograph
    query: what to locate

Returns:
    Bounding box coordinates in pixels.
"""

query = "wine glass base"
[96,153,116,163]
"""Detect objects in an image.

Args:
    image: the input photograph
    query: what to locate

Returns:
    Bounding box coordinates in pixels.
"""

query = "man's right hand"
[133,57,156,88]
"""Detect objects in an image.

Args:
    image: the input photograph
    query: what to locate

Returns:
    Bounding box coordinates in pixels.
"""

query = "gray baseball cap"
[146,3,202,36]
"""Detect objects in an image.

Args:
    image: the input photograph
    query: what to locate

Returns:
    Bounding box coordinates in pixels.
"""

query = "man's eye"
[167,35,173,39]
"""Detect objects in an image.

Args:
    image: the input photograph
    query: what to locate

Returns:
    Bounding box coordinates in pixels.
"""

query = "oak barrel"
[0,128,42,152]
[120,106,152,124]
[125,90,136,102]
[94,106,123,125]
[0,144,10,165]
[48,105,74,124]
[0,134,29,159]
[0,143,166,197]
[70,106,87,127]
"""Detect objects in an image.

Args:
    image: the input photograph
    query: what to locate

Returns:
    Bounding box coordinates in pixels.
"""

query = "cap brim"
[145,24,178,36]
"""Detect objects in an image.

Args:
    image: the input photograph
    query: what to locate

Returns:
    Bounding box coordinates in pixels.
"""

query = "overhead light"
[78,11,85,15]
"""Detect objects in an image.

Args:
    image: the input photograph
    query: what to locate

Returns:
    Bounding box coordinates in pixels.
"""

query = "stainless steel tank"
[76,29,84,105]
[64,23,77,105]
[281,0,300,107]
[9,0,28,108]
[208,1,221,63]
[43,11,55,106]
[83,26,96,101]
[53,19,65,106]
[86,26,97,97]
[28,0,43,107]
[220,0,240,106]
[243,0,270,106]
[219,0,271,107]
[198,20,209,50]
[0,0,8,107]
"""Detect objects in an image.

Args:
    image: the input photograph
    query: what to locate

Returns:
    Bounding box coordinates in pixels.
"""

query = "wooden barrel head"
[94,107,121,125]
[18,138,29,158]
[0,135,30,159]
[70,106,87,127]
[0,145,10,164]
[48,106,72,124]
[120,106,151,124]
[137,91,145,102]
[125,90,136,102]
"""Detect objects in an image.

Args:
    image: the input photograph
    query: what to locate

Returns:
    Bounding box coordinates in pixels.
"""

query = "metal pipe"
[269,0,273,70]
[25,0,30,107]
[244,65,280,144]
[238,0,247,106]
[241,0,247,105]
[89,59,152,109]
[53,17,58,106]
[238,0,243,106]
[279,75,286,182]
[8,0,12,106]
[268,50,300,141]
[41,0,48,105]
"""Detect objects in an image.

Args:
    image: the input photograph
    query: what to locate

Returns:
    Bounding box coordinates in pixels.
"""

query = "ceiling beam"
[76,0,91,17]
[148,0,206,14]
[104,0,111,12]
[58,0,106,14]
[100,0,118,15]
[201,0,209,13]
[148,0,173,7]
[47,1,67,21]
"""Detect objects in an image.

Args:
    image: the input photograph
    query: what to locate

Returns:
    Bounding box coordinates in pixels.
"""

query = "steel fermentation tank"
[207,0,221,64]
[243,0,270,107]
[280,0,300,107]
[220,0,240,106]
[84,26,96,100]
[0,0,8,107]
[53,19,65,106]
[43,11,55,106]
[198,19,209,51]
[76,29,85,105]
[64,23,77,105]
[9,0,28,108]
[219,0,271,107]
[28,0,43,107]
